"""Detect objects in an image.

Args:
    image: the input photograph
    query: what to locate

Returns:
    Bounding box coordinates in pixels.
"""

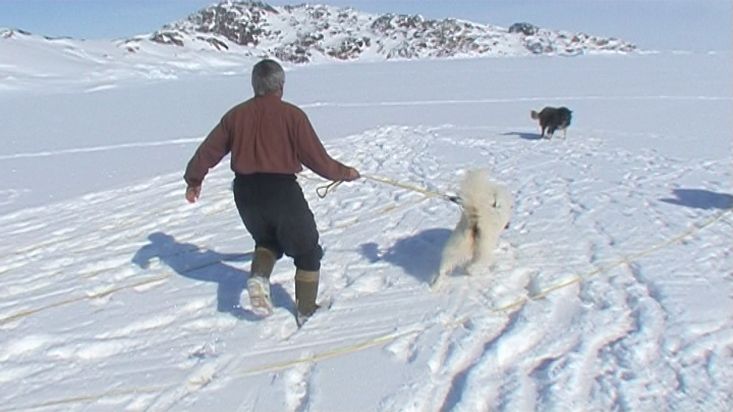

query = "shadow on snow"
[131,232,295,320]
[660,188,733,210]
[359,228,451,284]
[502,131,544,141]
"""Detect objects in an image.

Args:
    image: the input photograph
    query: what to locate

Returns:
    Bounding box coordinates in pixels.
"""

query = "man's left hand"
[186,185,201,203]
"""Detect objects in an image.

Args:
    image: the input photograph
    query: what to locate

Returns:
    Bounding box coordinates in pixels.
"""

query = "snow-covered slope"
[0,27,254,92]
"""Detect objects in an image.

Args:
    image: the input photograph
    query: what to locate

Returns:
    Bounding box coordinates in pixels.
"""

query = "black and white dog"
[531,106,572,139]
[433,170,513,288]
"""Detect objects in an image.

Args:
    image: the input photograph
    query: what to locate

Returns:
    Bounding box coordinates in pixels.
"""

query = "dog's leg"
[437,216,474,283]
[472,229,499,267]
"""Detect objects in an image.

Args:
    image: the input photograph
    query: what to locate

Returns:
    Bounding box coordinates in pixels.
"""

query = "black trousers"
[233,173,323,271]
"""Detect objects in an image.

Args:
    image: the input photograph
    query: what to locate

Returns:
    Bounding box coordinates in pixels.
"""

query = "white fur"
[434,170,513,286]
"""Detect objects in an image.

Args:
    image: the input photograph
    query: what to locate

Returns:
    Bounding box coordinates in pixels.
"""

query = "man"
[184,59,359,326]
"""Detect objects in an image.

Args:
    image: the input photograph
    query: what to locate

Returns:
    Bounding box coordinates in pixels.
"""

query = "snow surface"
[1,12,732,412]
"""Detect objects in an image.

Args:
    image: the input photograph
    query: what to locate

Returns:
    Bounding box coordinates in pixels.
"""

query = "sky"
[0,0,730,51]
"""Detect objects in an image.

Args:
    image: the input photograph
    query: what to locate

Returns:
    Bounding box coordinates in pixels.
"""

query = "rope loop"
[316,180,343,198]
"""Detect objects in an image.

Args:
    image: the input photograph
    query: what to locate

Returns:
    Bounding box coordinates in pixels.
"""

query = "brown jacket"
[184,94,351,186]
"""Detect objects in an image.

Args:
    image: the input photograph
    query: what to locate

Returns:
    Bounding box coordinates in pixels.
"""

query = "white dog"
[433,169,513,287]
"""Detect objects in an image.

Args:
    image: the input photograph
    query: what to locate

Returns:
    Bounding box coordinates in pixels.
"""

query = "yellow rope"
[310,173,450,200]
[0,252,246,326]
[362,173,457,202]
[3,386,169,411]
[239,328,419,376]
[307,172,460,204]
[0,273,171,326]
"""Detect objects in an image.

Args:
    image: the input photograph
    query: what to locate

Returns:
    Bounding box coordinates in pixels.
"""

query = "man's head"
[251,59,285,96]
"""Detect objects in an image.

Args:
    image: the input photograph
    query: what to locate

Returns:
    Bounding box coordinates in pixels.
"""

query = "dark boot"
[247,247,276,316]
[295,268,319,326]
[251,247,276,278]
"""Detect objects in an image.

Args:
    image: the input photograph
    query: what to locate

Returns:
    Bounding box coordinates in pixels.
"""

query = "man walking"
[184,59,359,325]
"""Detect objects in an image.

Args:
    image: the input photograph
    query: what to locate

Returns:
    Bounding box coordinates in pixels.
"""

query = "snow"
[1,6,732,412]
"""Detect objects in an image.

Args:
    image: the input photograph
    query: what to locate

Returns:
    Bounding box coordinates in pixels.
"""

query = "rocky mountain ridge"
[121,1,636,63]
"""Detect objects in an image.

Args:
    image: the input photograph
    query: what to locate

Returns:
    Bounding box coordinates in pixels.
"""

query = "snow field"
[1,113,731,410]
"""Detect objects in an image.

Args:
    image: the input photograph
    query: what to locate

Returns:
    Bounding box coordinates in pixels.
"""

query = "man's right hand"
[344,167,360,181]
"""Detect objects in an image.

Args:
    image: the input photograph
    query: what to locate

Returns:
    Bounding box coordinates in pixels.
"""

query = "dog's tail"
[530,110,540,120]
[459,170,496,214]
[459,169,513,228]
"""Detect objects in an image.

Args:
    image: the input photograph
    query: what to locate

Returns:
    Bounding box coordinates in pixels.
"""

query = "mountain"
[0,2,637,92]
[121,1,636,63]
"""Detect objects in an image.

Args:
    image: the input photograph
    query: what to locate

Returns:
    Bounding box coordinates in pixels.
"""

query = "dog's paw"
[429,272,447,291]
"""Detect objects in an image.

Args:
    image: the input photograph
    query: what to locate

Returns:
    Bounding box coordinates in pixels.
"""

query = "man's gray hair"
[251,59,285,96]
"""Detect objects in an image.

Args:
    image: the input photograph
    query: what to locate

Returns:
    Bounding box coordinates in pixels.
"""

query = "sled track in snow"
[300,94,732,110]
[0,137,204,160]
